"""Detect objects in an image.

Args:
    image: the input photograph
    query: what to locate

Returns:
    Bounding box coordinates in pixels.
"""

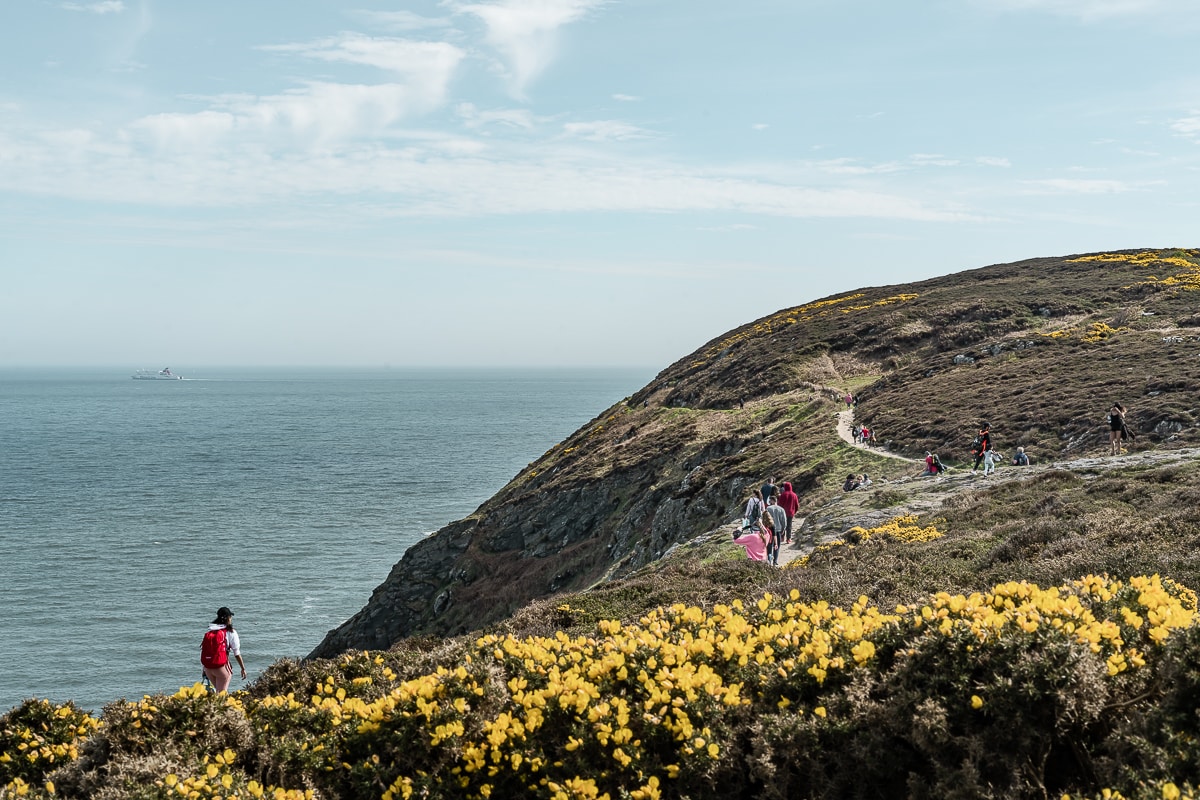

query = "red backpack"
[200,628,228,668]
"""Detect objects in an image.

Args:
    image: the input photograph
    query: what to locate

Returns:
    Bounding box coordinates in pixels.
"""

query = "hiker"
[1109,403,1128,455]
[1012,447,1030,466]
[760,476,778,505]
[971,423,992,475]
[843,473,861,492]
[741,489,765,533]
[844,393,854,409]
[860,426,875,445]
[923,451,937,476]
[982,447,1003,476]
[858,474,872,488]
[778,481,800,544]
[851,425,862,444]
[765,497,787,566]
[200,607,246,693]
[732,525,769,561]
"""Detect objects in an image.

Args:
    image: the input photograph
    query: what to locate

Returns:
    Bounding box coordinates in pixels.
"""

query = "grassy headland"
[6,248,1200,800]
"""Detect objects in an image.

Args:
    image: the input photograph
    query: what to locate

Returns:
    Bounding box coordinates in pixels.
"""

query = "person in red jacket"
[777,481,800,544]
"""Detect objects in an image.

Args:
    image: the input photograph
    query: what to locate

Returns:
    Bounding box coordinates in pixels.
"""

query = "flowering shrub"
[1081,322,1124,343]
[4,575,1200,799]
[0,699,98,796]
[692,292,919,368]
[790,515,944,568]
[1071,250,1200,293]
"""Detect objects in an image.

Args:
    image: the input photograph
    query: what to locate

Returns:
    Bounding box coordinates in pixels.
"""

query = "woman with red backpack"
[200,606,246,693]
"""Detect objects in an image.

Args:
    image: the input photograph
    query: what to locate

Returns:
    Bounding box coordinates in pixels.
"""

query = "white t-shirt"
[207,624,241,657]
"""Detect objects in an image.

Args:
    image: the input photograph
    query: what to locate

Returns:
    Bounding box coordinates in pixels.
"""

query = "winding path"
[835,408,920,464]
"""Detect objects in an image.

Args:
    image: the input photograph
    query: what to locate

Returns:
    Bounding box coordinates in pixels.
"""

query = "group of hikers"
[732,476,801,566]
[915,421,1029,478]
[732,396,1139,562]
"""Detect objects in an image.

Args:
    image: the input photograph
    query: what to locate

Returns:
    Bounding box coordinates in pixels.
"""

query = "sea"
[0,366,653,713]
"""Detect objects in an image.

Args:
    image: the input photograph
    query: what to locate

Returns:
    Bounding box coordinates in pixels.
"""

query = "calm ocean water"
[0,367,651,713]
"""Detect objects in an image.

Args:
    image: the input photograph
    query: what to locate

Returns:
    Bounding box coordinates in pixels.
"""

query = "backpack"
[200,628,228,668]
[970,434,984,453]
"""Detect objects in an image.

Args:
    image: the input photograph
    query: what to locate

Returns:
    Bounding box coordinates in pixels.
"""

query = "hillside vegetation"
[6,248,1200,800]
[314,247,1200,655]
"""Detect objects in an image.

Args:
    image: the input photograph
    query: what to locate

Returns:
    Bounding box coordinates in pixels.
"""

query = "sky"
[1,0,1199,368]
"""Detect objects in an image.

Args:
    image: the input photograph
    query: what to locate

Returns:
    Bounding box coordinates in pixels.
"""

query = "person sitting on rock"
[858,474,872,488]
[923,451,937,476]
[843,473,861,492]
[1012,447,1030,466]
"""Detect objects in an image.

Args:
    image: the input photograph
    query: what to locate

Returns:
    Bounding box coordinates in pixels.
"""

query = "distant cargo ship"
[132,367,182,380]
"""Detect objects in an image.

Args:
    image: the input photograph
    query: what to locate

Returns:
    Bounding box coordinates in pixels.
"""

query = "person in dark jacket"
[971,423,992,475]
[760,476,778,505]
[778,481,800,544]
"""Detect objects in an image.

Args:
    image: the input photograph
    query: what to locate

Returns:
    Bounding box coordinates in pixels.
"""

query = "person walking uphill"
[200,607,246,693]
[778,481,800,544]
[764,498,787,566]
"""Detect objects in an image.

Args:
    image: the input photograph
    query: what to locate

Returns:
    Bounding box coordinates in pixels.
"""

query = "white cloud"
[975,156,1012,167]
[977,0,1193,20]
[910,153,961,167]
[1021,178,1138,194]
[61,1,125,13]
[131,37,466,150]
[354,10,454,31]
[1172,113,1200,140]
[131,81,453,149]
[457,103,539,130]
[562,120,652,141]
[815,158,904,175]
[752,123,769,131]
[453,0,607,97]
[262,34,465,77]
[0,124,974,223]
[612,94,640,102]
[696,223,759,232]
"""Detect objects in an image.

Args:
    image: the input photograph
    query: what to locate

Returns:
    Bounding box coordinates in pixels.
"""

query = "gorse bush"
[4,575,1200,799]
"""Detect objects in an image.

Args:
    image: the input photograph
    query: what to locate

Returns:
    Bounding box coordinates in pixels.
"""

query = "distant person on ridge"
[1109,403,1128,455]
[971,423,992,475]
[765,497,787,566]
[200,607,246,693]
[778,481,800,544]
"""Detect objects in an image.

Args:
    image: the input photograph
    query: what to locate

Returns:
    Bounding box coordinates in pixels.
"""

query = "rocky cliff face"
[310,248,1200,657]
